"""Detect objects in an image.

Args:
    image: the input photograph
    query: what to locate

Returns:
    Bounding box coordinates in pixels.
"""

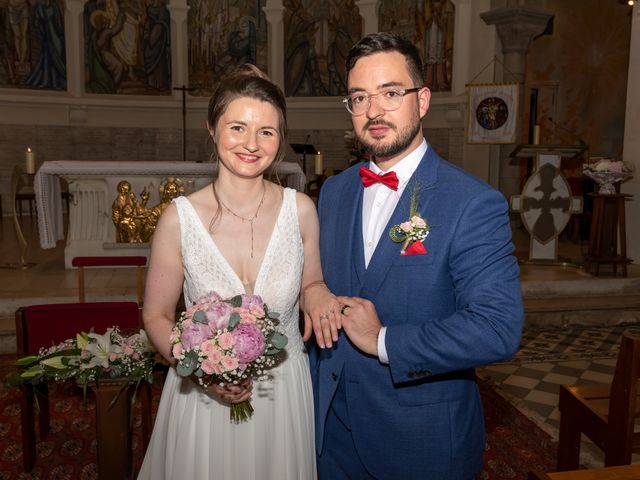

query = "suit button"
[331,372,337,381]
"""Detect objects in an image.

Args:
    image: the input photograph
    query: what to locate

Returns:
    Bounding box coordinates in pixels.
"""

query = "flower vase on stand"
[583,158,634,195]
[90,378,135,480]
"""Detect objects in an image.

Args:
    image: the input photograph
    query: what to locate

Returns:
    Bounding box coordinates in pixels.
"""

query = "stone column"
[355,0,379,36]
[622,4,640,263]
[480,4,552,200]
[65,0,84,98]
[169,0,190,99]
[263,0,285,90]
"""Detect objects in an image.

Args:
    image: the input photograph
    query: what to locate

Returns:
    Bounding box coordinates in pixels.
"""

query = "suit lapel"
[334,170,365,295]
[360,147,440,299]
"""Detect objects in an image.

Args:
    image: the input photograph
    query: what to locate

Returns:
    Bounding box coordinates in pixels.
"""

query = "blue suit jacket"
[313,145,524,479]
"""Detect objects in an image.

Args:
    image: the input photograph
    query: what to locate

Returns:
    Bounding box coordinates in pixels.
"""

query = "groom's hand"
[337,296,381,357]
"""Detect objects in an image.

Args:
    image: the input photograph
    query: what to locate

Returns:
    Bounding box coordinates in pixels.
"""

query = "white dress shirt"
[361,139,427,363]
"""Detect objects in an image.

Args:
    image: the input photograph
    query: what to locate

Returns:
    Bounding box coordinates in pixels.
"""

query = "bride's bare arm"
[297,192,342,348]
[143,203,184,364]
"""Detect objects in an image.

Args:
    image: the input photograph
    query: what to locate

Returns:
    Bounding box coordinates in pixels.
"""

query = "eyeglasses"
[342,87,422,116]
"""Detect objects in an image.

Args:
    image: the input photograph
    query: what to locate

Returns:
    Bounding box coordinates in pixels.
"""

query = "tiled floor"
[2,212,640,468]
[479,323,640,467]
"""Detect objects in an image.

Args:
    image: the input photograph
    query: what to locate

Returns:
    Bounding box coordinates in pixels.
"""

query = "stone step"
[525,294,640,313]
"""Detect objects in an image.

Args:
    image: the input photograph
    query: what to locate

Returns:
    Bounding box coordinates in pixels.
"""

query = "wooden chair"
[557,334,640,471]
[71,256,147,304]
[15,301,152,472]
[530,463,640,479]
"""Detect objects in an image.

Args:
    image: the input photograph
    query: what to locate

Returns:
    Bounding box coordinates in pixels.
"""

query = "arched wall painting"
[379,0,454,92]
[188,0,268,97]
[284,0,361,97]
[0,0,67,90]
[84,0,172,95]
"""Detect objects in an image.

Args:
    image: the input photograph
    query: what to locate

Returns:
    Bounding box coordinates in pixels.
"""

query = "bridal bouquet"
[7,327,156,396]
[171,291,287,423]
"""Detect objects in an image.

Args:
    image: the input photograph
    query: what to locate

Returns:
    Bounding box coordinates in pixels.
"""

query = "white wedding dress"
[138,188,315,480]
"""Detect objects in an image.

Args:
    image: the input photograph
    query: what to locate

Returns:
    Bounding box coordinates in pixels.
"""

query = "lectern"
[509,144,586,262]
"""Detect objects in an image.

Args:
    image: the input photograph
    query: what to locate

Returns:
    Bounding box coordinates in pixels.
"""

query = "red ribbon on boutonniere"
[389,184,430,256]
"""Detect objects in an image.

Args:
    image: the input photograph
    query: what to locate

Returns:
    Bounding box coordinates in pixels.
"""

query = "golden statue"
[112,177,184,243]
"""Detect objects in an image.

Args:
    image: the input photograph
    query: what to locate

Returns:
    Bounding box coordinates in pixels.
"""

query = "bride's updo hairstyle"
[207,64,288,165]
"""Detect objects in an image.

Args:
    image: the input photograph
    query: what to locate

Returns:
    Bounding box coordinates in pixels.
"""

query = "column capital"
[169,0,189,22]
[480,6,552,54]
[263,0,284,20]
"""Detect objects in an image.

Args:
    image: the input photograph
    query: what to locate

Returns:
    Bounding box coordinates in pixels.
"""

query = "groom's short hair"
[345,32,424,87]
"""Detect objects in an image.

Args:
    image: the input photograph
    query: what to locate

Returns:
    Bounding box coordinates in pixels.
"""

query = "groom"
[313,32,524,479]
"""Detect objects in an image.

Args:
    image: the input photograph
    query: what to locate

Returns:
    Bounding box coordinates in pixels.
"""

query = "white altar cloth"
[34,160,306,257]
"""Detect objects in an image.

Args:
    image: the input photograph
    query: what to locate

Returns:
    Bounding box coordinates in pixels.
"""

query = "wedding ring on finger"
[319,313,329,321]
[340,305,350,315]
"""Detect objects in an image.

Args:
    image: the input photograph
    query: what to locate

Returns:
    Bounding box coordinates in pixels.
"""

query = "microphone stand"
[301,134,311,176]
[547,117,587,146]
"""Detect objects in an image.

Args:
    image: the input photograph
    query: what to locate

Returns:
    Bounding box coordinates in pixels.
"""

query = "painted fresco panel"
[188,0,268,97]
[284,0,361,97]
[0,0,67,90]
[379,0,454,92]
[84,0,172,95]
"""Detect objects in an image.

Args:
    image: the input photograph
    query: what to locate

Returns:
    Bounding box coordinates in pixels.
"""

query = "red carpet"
[0,357,555,479]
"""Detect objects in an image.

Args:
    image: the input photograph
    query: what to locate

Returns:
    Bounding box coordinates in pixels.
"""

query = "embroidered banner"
[466,83,519,144]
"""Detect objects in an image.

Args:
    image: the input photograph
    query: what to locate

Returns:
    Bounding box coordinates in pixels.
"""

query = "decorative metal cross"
[511,153,583,262]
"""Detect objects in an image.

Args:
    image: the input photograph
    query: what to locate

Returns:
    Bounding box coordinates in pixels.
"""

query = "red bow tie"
[359,166,399,191]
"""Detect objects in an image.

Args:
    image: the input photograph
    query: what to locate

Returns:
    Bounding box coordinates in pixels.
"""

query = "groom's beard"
[357,115,421,159]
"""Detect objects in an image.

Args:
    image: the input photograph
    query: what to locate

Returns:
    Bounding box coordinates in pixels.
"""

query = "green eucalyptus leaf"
[192,310,208,324]
[230,295,243,308]
[176,362,194,377]
[268,332,288,350]
[228,312,240,330]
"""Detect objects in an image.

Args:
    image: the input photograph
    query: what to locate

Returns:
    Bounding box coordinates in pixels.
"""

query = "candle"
[533,125,540,145]
[25,147,36,174]
[314,152,323,175]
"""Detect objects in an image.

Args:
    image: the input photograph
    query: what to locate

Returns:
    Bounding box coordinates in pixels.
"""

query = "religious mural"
[0,0,67,90]
[379,0,454,92]
[187,0,268,97]
[84,0,172,94]
[283,0,360,97]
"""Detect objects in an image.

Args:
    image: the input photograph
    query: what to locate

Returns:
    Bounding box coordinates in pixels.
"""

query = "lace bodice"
[174,188,305,357]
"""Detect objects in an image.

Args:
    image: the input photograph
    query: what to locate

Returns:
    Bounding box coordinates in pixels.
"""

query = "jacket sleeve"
[384,188,524,384]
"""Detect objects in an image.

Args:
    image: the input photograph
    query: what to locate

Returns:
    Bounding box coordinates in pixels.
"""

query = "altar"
[34,161,306,268]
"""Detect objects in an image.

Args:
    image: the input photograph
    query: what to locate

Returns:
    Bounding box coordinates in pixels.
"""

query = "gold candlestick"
[1,165,36,269]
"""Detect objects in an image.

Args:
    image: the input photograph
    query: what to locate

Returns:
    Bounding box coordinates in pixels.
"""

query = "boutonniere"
[389,184,430,255]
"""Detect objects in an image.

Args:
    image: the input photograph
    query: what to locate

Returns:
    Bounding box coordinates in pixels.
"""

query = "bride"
[138,65,340,479]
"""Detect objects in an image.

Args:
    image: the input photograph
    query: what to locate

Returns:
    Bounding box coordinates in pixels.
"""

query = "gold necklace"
[216,182,266,258]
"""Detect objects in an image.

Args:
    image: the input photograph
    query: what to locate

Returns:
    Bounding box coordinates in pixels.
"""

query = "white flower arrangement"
[583,158,634,195]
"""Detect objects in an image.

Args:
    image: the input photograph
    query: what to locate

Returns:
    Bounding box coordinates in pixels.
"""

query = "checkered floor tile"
[478,324,640,468]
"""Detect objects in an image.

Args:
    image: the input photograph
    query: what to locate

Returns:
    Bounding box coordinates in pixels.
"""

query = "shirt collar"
[368,139,427,188]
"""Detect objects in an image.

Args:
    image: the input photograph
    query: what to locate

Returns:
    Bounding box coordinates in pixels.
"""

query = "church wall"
[525,0,631,161]
[623,5,640,263]
[4,0,635,266]
[0,0,488,217]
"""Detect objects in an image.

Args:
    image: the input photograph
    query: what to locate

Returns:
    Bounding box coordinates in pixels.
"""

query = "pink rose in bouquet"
[171,291,286,423]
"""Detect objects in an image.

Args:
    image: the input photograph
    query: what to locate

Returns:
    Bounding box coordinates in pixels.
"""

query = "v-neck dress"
[138,188,315,480]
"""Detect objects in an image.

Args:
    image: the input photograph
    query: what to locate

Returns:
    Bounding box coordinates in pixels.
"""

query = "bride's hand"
[302,282,342,348]
[206,379,253,404]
